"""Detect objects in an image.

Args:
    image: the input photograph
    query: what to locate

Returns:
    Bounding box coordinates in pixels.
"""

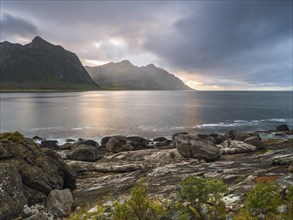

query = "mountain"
[86,60,192,90]
[0,36,99,90]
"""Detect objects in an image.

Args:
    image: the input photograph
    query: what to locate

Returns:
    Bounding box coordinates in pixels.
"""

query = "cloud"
[0,13,38,41]
[1,1,292,90]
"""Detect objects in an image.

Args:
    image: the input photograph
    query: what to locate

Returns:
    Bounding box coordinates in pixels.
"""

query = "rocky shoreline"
[0,124,292,219]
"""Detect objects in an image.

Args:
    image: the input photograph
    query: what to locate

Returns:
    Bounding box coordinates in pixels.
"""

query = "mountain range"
[86,60,191,90]
[0,36,191,91]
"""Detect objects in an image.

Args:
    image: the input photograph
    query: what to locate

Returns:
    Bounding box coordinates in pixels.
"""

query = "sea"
[1,91,292,143]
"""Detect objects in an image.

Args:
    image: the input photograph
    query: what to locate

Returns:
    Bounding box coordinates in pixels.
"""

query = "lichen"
[0,131,25,142]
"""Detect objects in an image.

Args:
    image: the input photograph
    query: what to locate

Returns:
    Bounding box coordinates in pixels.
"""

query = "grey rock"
[219,140,257,154]
[0,163,28,220]
[153,137,168,142]
[224,130,237,140]
[175,134,221,162]
[41,140,59,150]
[172,132,188,140]
[106,136,128,153]
[235,133,253,141]
[244,136,264,149]
[46,189,73,218]
[60,143,72,150]
[79,139,99,147]
[289,164,293,173]
[276,124,290,131]
[67,145,105,162]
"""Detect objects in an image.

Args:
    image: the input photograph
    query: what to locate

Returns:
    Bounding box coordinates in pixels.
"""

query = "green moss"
[0,131,24,142]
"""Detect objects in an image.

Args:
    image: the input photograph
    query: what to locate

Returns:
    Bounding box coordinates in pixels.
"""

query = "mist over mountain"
[86,60,192,90]
[0,36,99,90]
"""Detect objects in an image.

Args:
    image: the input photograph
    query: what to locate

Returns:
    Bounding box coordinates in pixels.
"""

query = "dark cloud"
[143,1,292,88]
[1,1,292,89]
[0,13,38,40]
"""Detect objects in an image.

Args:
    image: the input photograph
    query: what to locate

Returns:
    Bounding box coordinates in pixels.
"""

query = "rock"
[153,137,168,142]
[126,136,150,149]
[172,132,188,140]
[235,133,252,141]
[79,139,99,147]
[208,134,226,144]
[0,132,76,206]
[219,140,257,154]
[46,189,73,218]
[276,124,290,131]
[40,140,59,150]
[67,145,105,162]
[0,163,28,220]
[106,136,128,153]
[289,164,293,173]
[32,136,43,141]
[175,134,221,162]
[224,130,237,140]
[23,205,33,217]
[66,138,75,142]
[60,143,72,150]
[244,136,264,149]
[101,136,112,146]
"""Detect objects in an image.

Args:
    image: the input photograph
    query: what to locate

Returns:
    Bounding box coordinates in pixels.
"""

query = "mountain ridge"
[0,36,99,90]
[86,60,192,90]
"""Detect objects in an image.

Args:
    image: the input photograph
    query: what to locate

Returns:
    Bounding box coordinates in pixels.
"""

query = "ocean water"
[0,91,292,142]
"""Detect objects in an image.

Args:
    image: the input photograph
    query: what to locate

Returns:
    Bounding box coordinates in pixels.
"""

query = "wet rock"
[0,132,76,206]
[219,140,257,154]
[60,143,72,150]
[67,145,105,162]
[79,139,99,147]
[224,130,237,140]
[101,136,112,146]
[106,136,128,153]
[172,132,188,140]
[175,134,221,162]
[245,136,264,149]
[40,140,59,150]
[126,136,150,149]
[235,133,252,141]
[46,189,73,218]
[276,124,290,132]
[0,163,28,220]
[32,136,43,141]
[66,138,75,142]
[153,137,168,142]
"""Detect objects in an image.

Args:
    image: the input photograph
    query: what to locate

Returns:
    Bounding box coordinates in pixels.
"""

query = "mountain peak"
[146,63,156,68]
[31,36,48,44]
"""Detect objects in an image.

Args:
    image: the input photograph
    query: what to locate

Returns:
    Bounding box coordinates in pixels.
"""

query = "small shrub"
[245,183,282,213]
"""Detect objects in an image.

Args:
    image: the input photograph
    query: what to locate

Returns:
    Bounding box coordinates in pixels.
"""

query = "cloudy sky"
[1,0,292,90]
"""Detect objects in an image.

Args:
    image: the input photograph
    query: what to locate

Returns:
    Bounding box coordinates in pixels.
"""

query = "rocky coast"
[0,124,292,220]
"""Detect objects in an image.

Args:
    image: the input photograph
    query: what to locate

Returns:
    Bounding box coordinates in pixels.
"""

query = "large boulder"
[175,134,221,162]
[172,132,188,140]
[235,133,253,141]
[78,139,99,147]
[46,189,73,218]
[40,140,59,150]
[0,132,76,206]
[219,140,257,155]
[276,124,290,132]
[126,136,150,149]
[0,163,28,220]
[244,136,264,149]
[106,136,128,153]
[67,145,105,162]
[224,130,237,140]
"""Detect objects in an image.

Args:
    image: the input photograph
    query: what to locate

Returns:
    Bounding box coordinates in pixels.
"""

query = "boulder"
[244,136,264,149]
[172,132,188,140]
[46,189,73,218]
[127,136,149,149]
[32,136,43,141]
[276,124,290,132]
[153,137,168,142]
[288,164,293,173]
[60,143,72,150]
[67,145,105,162]
[224,130,237,140]
[0,163,28,220]
[175,134,221,162]
[41,140,59,150]
[0,132,76,206]
[79,139,99,147]
[235,133,252,141]
[106,136,127,153]
[219,140,257,155]
[208,134,226,144]
[66,138,76,142]
[101,136,112,146]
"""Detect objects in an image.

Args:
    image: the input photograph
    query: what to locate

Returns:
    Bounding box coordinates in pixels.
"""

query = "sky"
[0,0,292,90]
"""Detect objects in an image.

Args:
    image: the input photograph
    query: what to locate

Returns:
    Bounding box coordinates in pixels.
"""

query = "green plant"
[245,183,282,213]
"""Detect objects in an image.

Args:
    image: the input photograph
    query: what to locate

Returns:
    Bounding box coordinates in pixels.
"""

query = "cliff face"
[0,36,99,90]
[86,60,192,90]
